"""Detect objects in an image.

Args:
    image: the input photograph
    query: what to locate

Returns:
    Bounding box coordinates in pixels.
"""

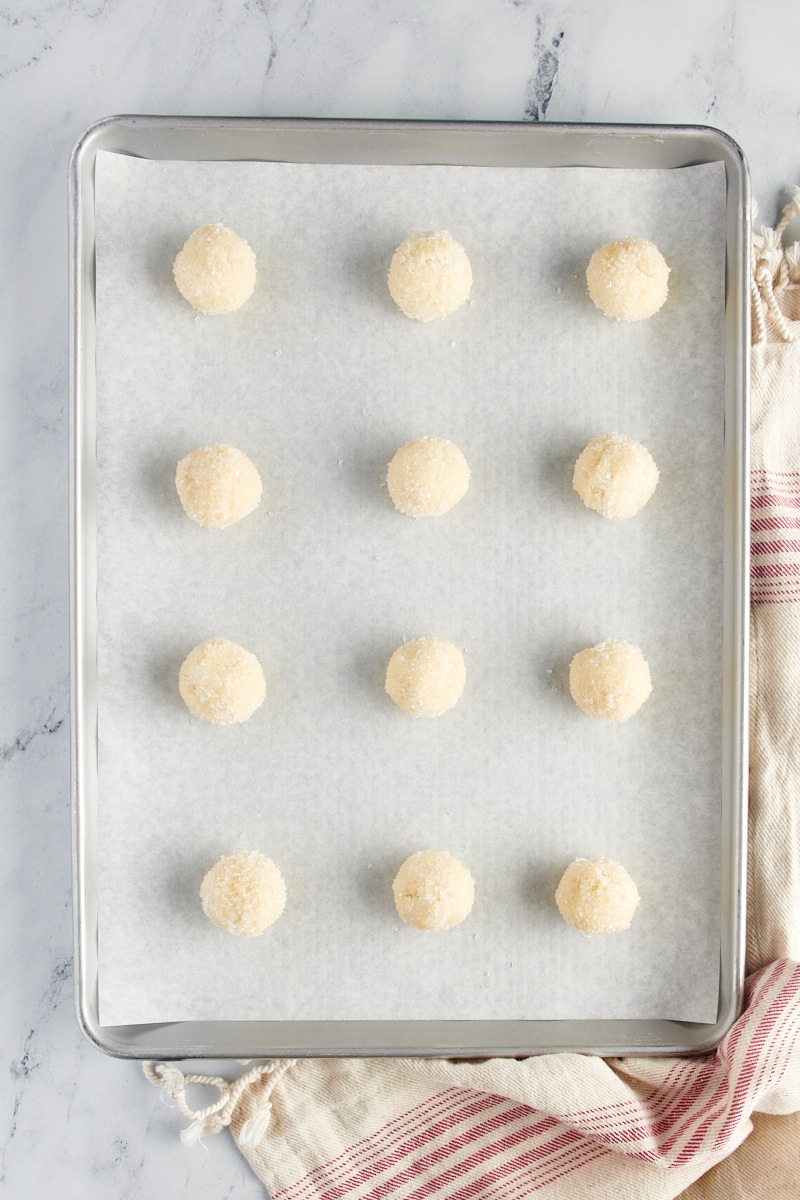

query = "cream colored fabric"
[229,1058,729,1199]
[679,1110,800,1200]
[147,192,800,1200]
[747,344,800,971]
[746,196,800,975]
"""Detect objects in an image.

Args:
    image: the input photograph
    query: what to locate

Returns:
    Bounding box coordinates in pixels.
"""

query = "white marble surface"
[1,1,799,1195]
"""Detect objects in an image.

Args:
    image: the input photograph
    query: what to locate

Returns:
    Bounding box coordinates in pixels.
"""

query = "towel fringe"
[143,1058,296,1144]
[752,188,800,345]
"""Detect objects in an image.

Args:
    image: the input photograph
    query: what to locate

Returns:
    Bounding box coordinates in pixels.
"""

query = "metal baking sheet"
[69,118,749,1058]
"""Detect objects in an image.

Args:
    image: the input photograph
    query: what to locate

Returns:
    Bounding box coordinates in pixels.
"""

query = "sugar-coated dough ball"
[176,444,262,528]
[386,436,470,518]
[388,230,472,321]
[179,637,266,725]
[572,432,659,520]
[385,637,466,717]
[569,639,652,722]
[393,850,475,931]
[200,850,286,937]
[555,858,639,935]
[173,223,256,315]
[586,238,670,321]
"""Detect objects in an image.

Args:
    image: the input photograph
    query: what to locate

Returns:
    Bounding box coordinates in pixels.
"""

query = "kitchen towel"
[145,189,800,1200]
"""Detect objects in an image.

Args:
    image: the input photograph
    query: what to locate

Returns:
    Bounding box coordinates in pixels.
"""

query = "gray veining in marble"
[1,0,798,1194]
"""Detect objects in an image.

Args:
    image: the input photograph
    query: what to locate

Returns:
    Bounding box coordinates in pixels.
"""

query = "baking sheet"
[94,151,726,1027]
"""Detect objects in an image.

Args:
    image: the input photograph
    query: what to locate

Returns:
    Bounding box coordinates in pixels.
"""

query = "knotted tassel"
[239,1098,274,1148]
[143,1058,297,1146]
[752,189,800,345]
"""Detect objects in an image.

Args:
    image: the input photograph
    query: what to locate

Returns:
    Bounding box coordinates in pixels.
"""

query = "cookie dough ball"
[200,850,286,937]
[173,223,256,315]
[385,637,466,717]
[393,850,475,931]
[179,638,266,725]
[586,238,670,321]
[387,436,470,518]
[176,444,262,528]
[569,639,652,722]
[555,858,639,935]
[572,432,659,520]
[388,230,472,321]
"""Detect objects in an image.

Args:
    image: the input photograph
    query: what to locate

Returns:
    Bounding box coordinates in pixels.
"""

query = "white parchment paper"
[94,151,727,1026]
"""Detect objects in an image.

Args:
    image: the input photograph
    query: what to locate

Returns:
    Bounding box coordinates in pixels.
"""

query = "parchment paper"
[94,151,727,1026]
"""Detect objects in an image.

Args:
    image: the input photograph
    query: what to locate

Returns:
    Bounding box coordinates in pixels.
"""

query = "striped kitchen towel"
[146,191,800,1199]
[746,188,800,977]
[144,958,800,1199]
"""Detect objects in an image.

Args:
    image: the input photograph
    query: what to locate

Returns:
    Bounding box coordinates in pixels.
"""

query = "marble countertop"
[1,1,798,1195]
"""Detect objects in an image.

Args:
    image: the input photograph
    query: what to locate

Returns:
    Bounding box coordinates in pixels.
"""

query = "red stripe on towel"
[752,492,800,510]
[752,562,800,578]
[752,515,800,532]
[752,539,800,555]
